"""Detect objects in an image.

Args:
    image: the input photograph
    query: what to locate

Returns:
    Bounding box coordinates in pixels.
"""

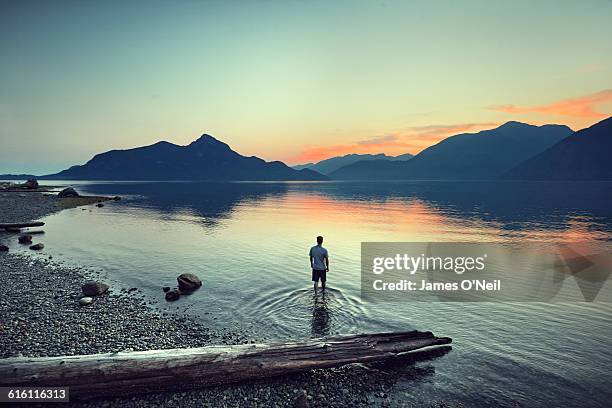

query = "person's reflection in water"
[310,291,331,337]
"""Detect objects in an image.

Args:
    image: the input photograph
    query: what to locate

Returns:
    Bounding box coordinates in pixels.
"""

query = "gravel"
[0,190,453,407]
[0,191,61,223]
[0,191,110,224]
[0,254,244,357]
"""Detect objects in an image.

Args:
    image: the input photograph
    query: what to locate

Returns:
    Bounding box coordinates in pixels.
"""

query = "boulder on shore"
[82,281,109,296]
[23,179,39,189]
[29,243,44,250]
[165,288,181,301]
[58,187,79,198]
[18,235,32,244]
[177,273,202,293]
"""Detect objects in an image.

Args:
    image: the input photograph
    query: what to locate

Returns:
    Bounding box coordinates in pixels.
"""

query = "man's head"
[316,236,323,245]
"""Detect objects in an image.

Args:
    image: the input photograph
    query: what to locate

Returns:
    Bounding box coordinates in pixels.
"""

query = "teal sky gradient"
[1,0,611,174]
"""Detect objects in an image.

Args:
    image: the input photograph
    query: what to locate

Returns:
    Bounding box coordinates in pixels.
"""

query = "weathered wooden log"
[0,331,451,400]
[0,222,44,229]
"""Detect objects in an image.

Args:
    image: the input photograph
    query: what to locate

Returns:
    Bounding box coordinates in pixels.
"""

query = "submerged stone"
[165,288,181,301]
[18,235,32,244]
[177,273,202,293]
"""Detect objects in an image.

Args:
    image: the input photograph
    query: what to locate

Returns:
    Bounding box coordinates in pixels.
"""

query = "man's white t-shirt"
[310,245,328,270]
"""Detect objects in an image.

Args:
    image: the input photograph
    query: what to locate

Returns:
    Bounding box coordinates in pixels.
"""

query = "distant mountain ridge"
[0,174,36,180]
[8,120,607,182]
[503,116,612,180]
[329,122,573,180]
[293,152,413,175]
[41,134,328,181]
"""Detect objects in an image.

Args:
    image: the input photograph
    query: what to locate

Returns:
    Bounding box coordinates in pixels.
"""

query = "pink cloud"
[490,89,612,119]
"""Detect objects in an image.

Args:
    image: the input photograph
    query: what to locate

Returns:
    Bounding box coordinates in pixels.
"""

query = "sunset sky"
[1,0,611,174]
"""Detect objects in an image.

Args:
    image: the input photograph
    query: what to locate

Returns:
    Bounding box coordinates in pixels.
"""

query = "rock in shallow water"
[177,273,202,293]
[82,281,109,296]
[165,289,181,301]
[29,243,44,250]
[0,244,8,252]
[58,187,79,198]
[18,235,32,244]
[79,297,93,306]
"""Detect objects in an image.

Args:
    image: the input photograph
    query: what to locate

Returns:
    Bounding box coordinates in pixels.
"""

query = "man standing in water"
[310,235,329,292]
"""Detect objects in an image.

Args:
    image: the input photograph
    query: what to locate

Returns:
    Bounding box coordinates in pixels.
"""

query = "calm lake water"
[7,180,612,406]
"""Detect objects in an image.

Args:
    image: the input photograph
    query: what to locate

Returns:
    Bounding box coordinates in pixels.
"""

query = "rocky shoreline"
[0,189,451,408]
[0,254,241,357]
[0,189,112,224]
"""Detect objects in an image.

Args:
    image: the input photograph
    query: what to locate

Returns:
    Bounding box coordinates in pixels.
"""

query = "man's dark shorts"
[312,269,327,283]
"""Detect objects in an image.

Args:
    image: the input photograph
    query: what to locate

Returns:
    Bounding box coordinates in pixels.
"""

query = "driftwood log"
[0,222,45,230]
[0,331,451,400]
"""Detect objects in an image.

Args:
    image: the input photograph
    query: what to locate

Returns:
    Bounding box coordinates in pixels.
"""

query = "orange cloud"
[395,122,499,151]
[288,122,498,164]
[490,89,612,118]
[289,135,411,164]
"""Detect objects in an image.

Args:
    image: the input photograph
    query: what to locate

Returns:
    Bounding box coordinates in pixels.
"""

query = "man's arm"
[309,248,313,268]
[325,255,329,272]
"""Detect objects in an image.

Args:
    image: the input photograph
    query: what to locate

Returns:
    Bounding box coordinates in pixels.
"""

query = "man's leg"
[312,269,318,292]
[321,270,326,291]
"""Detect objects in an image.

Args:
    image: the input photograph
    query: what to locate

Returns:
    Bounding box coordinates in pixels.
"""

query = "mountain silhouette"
[292,163,315,171]
[390,153,414,161]
[294,152,413,175]
[42,134,327,181]
[329,122,572,180]
[503,117,612,180]
[0,174,36,180]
